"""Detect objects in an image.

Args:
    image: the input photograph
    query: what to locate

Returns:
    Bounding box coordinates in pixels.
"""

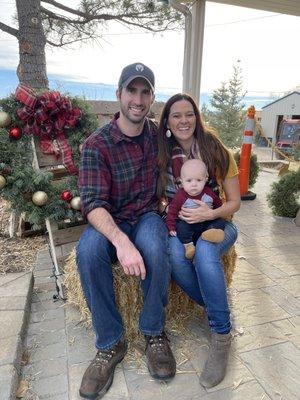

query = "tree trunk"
[16,0,48,90]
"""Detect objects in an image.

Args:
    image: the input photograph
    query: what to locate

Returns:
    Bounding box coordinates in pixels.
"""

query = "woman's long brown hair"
[157,93,230,198]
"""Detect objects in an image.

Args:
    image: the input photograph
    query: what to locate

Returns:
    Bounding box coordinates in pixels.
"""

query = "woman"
[157,93,241,388]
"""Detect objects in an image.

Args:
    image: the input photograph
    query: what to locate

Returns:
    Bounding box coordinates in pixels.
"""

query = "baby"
[166,159,225,259]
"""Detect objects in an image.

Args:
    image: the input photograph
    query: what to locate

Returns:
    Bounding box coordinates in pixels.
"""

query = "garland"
[0,88,98,226]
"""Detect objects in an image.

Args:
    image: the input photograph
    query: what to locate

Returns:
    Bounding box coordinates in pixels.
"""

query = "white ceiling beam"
[209,0,300,17]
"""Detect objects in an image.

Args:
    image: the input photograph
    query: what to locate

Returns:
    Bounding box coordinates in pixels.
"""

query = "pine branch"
[41,1,180,30]
[41,0,88,18]
[41,6,117,24]
[41,1,142,22]
[0,21,18,37]
[41,6,165,27]
[112,17,173,32]
[39,1,181,49]
[46,35,96,47]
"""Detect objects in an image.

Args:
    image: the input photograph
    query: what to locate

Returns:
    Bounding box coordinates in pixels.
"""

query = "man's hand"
[115,236,146,280]
[169,230,177,236]
[87,207,146,279]
[179,200,214,224]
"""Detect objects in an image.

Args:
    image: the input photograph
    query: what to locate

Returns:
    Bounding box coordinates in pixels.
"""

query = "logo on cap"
[118,62,154,91]
[135,64,144,72]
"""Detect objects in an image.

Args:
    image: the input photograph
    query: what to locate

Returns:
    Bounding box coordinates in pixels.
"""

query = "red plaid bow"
[15,85,81,174]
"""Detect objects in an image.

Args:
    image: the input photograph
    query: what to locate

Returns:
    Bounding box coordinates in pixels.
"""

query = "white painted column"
[188,0,206,105]
[170,1,206,105]
[170,0,206,104]
[169,1,192,93]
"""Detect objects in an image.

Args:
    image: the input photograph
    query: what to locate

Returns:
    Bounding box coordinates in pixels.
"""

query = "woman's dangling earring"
[166,129,172,138]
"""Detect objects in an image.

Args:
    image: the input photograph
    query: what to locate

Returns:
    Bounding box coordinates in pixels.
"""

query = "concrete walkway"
[1,166,300,399]
[0,272,33,399]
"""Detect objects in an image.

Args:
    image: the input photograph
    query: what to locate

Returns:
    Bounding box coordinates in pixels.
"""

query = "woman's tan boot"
[199,332,231,388]
[184,242,195,259]
[201,229,225,243]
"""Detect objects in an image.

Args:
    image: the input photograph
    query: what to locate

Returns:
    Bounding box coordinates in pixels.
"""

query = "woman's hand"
[179,200,214,224]
[169,230,177,236]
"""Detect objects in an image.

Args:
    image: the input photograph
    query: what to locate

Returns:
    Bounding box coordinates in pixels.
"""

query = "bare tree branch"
[0,21,18,37]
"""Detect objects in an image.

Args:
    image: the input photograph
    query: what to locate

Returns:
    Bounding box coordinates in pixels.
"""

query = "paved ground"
[1,153,300,399]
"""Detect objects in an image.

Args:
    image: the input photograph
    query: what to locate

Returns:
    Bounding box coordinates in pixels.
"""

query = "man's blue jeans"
[76,212,171,350]
[169,221,238,334]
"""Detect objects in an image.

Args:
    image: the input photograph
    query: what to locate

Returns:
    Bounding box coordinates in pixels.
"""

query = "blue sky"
[0,68,276,110]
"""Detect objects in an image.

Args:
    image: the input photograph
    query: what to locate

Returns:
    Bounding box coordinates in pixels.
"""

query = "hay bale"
[64,246,237,341]
[222,245,237,286]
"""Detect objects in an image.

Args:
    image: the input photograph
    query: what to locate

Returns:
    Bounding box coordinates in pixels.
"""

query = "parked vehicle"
[275,119,300,159]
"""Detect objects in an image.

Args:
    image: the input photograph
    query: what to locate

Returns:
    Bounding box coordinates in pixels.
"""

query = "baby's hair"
[180,159,208,178]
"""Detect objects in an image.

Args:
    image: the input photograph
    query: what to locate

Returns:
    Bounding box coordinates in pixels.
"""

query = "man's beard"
[120,104,147,125]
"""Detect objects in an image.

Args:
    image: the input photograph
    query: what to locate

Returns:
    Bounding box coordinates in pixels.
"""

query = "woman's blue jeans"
[76,212,171,350]
[169,221,238,334]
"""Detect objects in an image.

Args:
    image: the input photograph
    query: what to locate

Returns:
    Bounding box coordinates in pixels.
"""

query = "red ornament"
[60,190,73,202]
[9,127,22,140]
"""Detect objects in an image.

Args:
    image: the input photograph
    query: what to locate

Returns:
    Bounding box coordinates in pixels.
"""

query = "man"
[77,62,176,399]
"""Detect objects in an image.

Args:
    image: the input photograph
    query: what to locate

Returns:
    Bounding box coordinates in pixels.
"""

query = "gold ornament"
[32,191,48,206]
[0,111,12,128]
[0,175,6,189]
[70,196,81,210]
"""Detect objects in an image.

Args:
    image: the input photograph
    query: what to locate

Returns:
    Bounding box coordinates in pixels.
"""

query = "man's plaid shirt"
[78,113,159,223]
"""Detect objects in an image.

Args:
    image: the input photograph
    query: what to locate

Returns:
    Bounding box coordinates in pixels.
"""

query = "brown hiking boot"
[79,339,127,399]
[145,332,176,381]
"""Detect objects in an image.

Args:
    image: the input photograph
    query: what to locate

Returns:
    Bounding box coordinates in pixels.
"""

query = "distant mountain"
[0,68,275,110]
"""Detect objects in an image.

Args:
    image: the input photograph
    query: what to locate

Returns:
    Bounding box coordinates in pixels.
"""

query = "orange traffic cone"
[238,105,256,200]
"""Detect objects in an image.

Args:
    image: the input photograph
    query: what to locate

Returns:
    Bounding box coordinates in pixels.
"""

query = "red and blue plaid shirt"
[78,113,159,223]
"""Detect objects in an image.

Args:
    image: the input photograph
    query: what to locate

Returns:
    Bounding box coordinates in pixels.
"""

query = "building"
[260,91,300,142]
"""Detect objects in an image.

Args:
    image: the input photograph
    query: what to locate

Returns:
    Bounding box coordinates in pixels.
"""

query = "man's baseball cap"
[118,62,155,92]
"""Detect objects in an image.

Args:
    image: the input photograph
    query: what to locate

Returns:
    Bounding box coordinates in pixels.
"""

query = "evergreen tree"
[200,103,211,125]
[208,64,246,148]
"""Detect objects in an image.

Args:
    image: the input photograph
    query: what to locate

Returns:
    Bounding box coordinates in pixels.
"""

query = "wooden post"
[295,208,300,227]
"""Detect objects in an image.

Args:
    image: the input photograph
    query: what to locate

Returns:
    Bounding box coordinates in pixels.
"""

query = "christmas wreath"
[0,86,98,225]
